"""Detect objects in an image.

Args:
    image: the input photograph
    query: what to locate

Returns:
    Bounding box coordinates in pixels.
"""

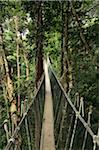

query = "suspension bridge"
[3,58,99,150]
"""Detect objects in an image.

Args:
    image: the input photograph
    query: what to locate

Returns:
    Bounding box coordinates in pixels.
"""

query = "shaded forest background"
[0,0,99,149]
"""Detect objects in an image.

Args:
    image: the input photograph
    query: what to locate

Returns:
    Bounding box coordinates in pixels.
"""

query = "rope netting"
[4,75,45,150]
[49,64,99,150]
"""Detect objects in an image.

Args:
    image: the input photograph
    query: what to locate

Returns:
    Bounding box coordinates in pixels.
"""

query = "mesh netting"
[49,65,99,150]
[4,76,45,150]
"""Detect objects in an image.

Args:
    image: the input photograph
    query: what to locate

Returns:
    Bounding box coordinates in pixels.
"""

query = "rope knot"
[93,135,97,144]
[16,126,20,131]
[24,112,27,117]
[8,138,15,143]
[93,135,99,146]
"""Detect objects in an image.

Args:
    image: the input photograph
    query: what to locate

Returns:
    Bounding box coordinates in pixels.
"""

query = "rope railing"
[4,74,45,150]
[49,62,99,150]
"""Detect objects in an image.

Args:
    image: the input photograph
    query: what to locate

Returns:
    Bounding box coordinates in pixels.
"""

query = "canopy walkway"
[4,58,99,150]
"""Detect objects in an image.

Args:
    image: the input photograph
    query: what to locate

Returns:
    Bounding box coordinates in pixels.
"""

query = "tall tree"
[60,1,72,94]
[14,16,20,114]
[35,1,44,87]
[0,25,17,134]
[70,1,90,54]
[61,2,64,76]
[24,51,29,81]
[35,2,44,150]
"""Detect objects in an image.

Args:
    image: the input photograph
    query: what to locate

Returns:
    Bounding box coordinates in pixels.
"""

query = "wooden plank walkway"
[40,59,56,150]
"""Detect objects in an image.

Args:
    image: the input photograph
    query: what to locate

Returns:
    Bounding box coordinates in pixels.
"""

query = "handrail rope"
[4,74,45,150]
[48,63,95,138]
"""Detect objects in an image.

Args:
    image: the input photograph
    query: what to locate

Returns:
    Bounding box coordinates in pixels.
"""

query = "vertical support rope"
[21,101,24,117]
[3,120,9,142]
[82,106,92,150]
[3,85,11,137]
[69,114,78,150]
[64,93,79,150]
[69,97,84,150]
[93,128,99,150]
[97,128,99,146]
[25,116,31,150]
[24,100,31,150]
[93,139,96,150]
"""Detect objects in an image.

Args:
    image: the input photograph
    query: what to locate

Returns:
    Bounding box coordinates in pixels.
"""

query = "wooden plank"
[40,59,55,150]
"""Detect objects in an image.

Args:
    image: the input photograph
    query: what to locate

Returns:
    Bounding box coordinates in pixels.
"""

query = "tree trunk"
[70,1,90,53]
[64,1,70,93]
[0,25,17,135]
[61,2,64,76]
[35,1,43,87]
[35,2,44,150]
[0,25,14,103]
[24,52,29,80]
[60,1,72,94]
[14,16,20,114]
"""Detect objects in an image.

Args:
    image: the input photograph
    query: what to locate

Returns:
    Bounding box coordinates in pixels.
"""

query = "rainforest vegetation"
[0,0,99,149]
